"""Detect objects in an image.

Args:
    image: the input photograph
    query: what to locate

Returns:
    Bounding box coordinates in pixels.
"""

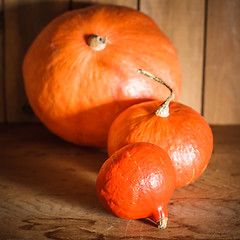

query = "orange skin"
[23,5,182,148]
[107,101,213,188]
[96,142,175,227]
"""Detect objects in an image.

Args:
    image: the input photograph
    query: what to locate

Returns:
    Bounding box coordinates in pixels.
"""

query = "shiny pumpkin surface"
[107,101,213,188]
[96,142,175,224]
[23,5,182,147]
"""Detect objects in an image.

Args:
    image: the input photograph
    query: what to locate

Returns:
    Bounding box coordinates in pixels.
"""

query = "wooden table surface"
[0,124,239,240]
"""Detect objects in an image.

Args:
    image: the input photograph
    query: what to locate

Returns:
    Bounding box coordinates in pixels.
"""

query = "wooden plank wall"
[0,0,4,122]
[0,0,239,124]
[204,0,240,124]
[141,0,205,114]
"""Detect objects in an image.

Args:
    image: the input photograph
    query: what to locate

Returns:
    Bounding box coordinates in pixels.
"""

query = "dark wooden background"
[0,0,240,124]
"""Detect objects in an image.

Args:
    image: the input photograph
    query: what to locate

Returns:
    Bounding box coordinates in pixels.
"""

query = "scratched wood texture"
[1,0,240,124]
[0,124,239,239]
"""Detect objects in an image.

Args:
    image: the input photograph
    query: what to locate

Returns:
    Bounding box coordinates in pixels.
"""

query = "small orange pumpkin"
[96,142,175,229]
[107,70,213,188]
[23,5,182,147]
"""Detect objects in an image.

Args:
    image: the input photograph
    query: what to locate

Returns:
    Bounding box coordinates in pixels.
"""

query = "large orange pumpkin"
[23,4,182,147]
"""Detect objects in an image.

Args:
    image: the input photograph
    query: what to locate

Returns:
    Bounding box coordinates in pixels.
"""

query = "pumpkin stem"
[150,205,168,229]
[87,34,107,51]
[138,69,175,117]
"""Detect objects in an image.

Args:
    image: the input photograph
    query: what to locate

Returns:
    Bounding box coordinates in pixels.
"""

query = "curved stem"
[138,69,175,117]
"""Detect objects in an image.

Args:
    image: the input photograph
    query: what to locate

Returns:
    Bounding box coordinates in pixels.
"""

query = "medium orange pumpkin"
[23,4,182,147]
[107,70,213,188]
[96,142,175,229]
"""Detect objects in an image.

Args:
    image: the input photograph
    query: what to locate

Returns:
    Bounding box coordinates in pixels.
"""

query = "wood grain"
[0,124,239,239]
[204,0,240,124]
[72,0,138,9]
[4,0,69,122]
[0,0,4,122]
[140,0,205,113]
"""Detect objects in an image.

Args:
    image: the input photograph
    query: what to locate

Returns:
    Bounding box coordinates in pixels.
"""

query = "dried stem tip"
[156,217,168,229]
[87,34,107,51]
